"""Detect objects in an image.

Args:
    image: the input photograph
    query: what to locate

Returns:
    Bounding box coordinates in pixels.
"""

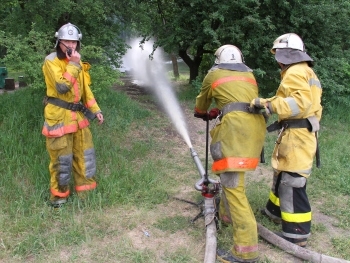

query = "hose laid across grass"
[258,223,350,263]
[203,197,217,263]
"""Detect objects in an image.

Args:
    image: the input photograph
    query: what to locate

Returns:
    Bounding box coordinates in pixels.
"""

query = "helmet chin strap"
[58,40,72,56]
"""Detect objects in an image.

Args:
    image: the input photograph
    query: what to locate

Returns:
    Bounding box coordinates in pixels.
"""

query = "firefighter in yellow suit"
[42,23,104,207]
[250,33,323,247]
[194,45,266,263]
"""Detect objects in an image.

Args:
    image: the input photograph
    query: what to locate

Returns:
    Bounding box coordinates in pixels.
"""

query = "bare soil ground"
[109,75,348,263]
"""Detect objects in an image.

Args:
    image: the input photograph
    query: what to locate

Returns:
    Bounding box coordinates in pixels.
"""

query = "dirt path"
[112,75,347,263]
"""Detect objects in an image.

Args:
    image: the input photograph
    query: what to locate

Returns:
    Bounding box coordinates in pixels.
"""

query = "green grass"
[154,215,194,234]
[1,78,350,262]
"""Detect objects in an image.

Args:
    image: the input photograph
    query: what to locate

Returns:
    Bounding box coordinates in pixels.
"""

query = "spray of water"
[123,39,193,148]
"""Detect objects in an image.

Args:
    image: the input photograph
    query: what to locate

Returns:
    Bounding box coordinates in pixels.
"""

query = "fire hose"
[258,223,350,263]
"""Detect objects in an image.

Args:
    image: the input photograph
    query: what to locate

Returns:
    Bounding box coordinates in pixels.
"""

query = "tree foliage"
[0,0,128,94]
[0,24,52,89]
[1,0,350,105]
[127,0,350,106]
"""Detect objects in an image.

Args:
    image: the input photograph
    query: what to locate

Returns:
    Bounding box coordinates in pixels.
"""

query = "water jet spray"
[124,38,220,263]
[124,38,192,148]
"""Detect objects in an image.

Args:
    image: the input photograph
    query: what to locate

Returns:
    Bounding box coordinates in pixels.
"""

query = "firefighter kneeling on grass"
[42,23,104,208]
[250,33,323,248]
[194,45,266,263]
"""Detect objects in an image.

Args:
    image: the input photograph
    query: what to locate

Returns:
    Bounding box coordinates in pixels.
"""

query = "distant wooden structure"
[18,76,27,88]
[5,78,15,90]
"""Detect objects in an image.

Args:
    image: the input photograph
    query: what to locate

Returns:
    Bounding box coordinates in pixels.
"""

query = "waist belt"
[46,97,96,120]
[222,102,259,116]
[268,117,321,168]
[267,119,311,132]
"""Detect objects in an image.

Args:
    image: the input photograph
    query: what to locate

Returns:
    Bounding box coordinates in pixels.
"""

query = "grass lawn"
[0,73,350,262]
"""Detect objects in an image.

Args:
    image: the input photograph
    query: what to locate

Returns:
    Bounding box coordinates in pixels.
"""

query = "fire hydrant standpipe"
[204,118,209,185]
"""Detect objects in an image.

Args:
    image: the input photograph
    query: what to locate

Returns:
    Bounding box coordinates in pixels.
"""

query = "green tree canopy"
[128,0,350,106]
[0,0,129,92]
[1,0,350,105]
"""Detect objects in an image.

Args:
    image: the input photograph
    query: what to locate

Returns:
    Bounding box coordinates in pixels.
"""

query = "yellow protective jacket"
[267,62,322,177]
[195,68,266,174]
[42,52,101,138]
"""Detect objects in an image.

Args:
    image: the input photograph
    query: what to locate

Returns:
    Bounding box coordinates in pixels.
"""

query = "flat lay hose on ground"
[258,223,350,263]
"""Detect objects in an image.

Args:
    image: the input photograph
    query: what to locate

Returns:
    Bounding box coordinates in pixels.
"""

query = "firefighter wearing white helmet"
[213,44,253,72]
[195,44,266,263]
[271,33,305,52]
[250,33,323,248]
[42,23,104,207]
[54,22,83,51]
[271,33,314,65]
[214,44,243,63]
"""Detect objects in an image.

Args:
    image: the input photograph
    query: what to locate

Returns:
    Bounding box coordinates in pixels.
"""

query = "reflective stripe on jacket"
[267,62,323,177]
[42,52,101,138]
[195,69,266,173]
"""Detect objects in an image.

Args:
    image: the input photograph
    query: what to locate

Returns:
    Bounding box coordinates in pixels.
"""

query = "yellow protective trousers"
[46,127,97,201]
[219,172,259,260]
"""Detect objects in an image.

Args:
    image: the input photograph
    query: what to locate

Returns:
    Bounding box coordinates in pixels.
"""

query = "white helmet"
[214,45,244,64]
[54,23,82,49]
[271,33,305,54]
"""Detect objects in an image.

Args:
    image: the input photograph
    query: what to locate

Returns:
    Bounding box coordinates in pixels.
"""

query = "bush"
[0,24,121,96]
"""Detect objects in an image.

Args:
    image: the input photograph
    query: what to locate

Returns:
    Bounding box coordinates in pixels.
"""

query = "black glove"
[194,112,208,121]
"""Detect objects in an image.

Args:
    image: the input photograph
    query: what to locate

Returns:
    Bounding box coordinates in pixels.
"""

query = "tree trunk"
[188,64,199,83]
[171,53,179,79]
[178,48,202,84]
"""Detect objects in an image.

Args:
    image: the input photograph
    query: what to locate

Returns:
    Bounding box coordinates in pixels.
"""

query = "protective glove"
[250,98,272,117]
[194,112,208,121]
[208,108,221,120]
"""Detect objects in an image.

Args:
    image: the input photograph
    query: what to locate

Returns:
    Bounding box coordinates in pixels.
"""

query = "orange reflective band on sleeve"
[63,71,80,102]
[50,188,70,198]
[212,157,260,172]
[63,71,77,85]
[86,98,97,108]
[211,76,257,89]
[75,181,97,192]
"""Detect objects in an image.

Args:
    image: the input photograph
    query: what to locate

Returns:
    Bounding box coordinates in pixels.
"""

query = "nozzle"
[190,147,205,178]
[190,147,219,191]
[190,147,197,157]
